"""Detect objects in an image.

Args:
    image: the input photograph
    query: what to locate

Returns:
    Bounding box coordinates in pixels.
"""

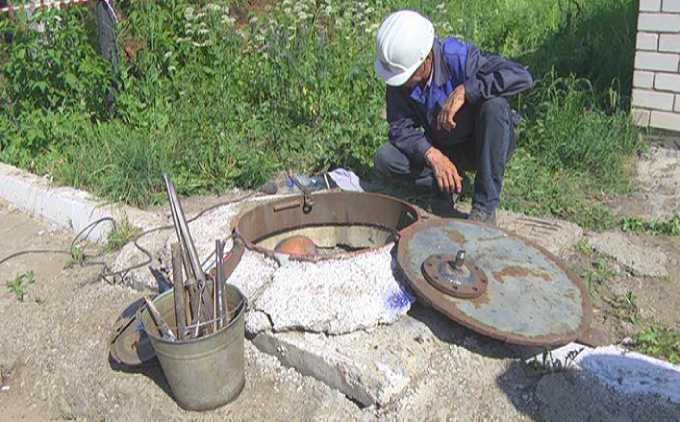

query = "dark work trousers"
[374,97,516,213]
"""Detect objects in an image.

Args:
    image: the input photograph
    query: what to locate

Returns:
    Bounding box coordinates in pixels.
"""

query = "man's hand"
[425,147,462,193]
[437,84,465,131]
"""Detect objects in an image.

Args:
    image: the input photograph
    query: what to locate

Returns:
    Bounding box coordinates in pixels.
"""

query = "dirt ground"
[571,145,680,344]
[0,199,365,421]
[552,229,680,347]
[1,145,680,421]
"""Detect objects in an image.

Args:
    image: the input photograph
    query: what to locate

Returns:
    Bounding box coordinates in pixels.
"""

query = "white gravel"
[254,245,414,334]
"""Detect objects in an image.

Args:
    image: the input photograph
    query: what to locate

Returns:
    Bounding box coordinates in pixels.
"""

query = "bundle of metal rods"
[144,175,230,341]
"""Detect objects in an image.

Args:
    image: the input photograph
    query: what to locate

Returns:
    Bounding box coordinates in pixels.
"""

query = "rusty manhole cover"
[397,218,592,347]
[234,191,420,260]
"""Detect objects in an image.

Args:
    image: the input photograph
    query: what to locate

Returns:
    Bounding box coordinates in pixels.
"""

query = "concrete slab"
[525,342,590,372]
[497,211,583,258]
[252,310,437,407]
[588,231,669,277]
[230,249,278,300]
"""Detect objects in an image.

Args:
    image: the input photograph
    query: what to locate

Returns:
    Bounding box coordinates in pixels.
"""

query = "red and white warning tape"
[0,0,92,15]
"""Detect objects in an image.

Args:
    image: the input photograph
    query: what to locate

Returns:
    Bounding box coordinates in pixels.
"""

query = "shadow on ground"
[496,348,680,421]
[109,356,175,400]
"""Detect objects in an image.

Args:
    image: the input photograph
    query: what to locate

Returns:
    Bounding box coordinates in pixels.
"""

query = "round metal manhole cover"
[397,218,592,347]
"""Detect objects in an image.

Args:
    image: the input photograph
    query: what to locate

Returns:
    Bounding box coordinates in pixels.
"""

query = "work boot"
[468,207,497,226]
[429,189,466,218]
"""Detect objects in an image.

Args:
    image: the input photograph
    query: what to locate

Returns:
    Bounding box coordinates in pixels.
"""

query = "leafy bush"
[0,0,642,223]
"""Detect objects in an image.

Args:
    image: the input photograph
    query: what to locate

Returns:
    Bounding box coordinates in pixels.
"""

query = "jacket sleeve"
[462,46,534,105]
[385,87,432,166]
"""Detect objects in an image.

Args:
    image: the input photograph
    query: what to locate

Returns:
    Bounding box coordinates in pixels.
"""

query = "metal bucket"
[140,284,246,411]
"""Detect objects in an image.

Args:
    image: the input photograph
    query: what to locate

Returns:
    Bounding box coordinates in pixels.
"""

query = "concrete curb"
[0,162,159,243]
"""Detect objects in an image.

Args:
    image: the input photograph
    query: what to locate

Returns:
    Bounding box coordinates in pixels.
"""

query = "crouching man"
[373,10,533,225]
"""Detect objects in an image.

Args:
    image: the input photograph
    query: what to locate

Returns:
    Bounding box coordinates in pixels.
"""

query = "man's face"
[404,52,433,89]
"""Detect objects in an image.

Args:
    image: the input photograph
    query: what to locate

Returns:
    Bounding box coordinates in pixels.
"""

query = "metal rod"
[163,175,214,329]
[193,291,202,337]
[212,275,218,333]
[215,240,226,329]
[163,174,206,284]
[183,299,245,330]
[144,297,176,341]
[181,246,201,326]
[184,284,192,333]
[454,250,466,269]
[171,243,186,340]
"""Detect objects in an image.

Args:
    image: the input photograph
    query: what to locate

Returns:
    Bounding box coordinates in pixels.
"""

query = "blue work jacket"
[385,37,534,166]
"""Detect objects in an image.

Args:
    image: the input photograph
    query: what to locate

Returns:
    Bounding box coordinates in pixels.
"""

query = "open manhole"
[233,191,420,260]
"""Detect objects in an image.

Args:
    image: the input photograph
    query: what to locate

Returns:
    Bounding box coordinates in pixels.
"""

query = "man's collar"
[424,61,434,89]
[432,37,450,86]
[407,38,448,103]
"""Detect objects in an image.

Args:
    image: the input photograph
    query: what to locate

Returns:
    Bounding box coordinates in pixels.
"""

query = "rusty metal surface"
[422,254,487,299]
[109,298,156,366]
[397,218,592,347]
[233,191,420,261]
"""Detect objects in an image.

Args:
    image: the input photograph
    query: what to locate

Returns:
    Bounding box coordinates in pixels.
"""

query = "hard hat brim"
[374,56,425,87]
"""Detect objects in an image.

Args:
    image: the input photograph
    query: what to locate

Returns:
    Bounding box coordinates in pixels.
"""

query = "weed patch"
[603,291,640,325]
[633,325,680,364]
[105,217,141,253]
[6,271,35,302]
[621,215,680,237]
[580,256,616,295]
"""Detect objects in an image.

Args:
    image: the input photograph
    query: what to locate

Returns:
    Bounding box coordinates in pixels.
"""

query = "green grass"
[603,291,640,325]
[620,215,680,236]
[634,324,680,364]
[580,256,616,295]
[6,271,35,302]
[0,0,642,229]
[105,217,142,253]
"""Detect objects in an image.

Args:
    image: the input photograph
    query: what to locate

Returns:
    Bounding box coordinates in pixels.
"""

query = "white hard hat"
[375,10,435,86]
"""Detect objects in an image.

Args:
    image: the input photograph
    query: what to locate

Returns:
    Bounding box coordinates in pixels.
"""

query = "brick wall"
[632,0,680,132]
